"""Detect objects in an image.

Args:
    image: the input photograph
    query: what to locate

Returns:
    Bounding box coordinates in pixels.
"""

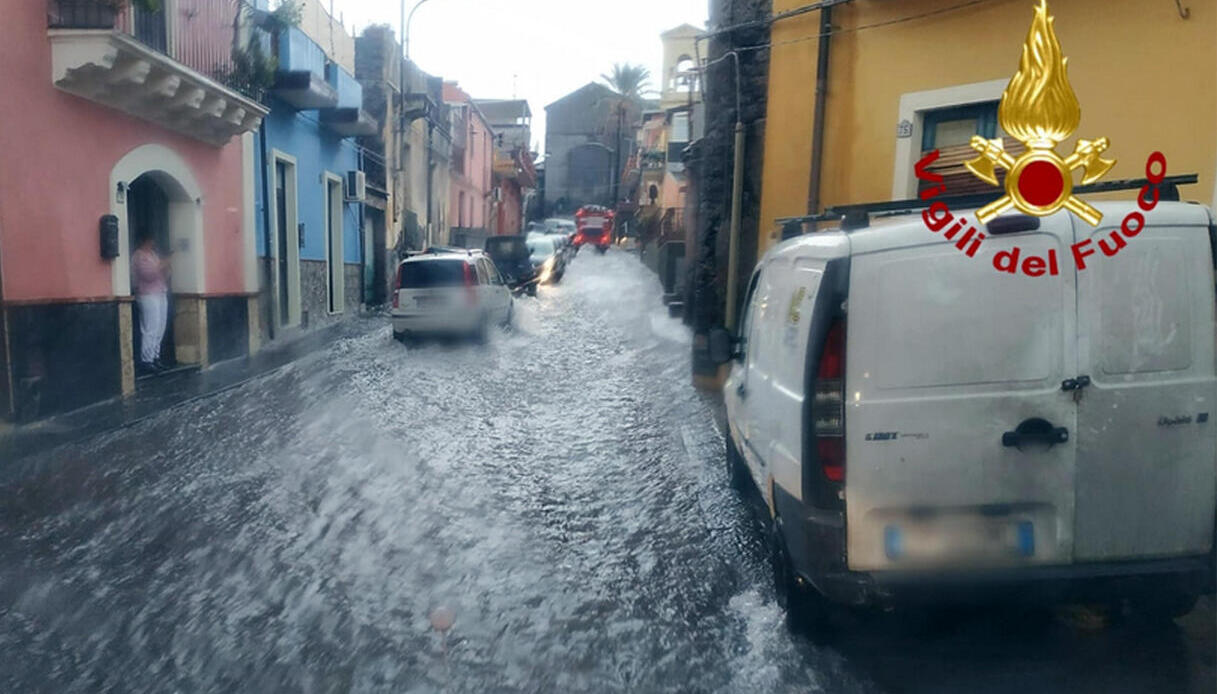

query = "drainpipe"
[258,120,275,341]
[358,148,368,305]
[426,120,434,246]
[725,119,745,331]
[806,6,832,219]
[723,51,744,332]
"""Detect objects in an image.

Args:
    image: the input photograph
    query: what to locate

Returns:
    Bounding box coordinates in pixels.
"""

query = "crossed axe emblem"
[966,136,1116,226]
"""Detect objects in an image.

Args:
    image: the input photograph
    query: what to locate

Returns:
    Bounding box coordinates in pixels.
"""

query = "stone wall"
[689,0,772,381]
[299,260,363,328]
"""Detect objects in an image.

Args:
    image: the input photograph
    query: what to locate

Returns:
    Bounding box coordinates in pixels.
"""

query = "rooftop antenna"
[512,74,518,100]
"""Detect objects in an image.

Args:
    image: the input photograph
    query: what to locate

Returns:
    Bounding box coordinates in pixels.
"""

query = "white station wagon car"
[391,250,513,342]
[712,200,1217,626]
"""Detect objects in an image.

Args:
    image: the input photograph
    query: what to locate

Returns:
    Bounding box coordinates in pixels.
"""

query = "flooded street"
[1,251,1212,693]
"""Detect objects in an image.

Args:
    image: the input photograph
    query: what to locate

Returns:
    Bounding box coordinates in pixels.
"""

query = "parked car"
[485,235,538,296]
[547,231,575,263]
[543,218,576,235]
[390,250,513,342]
[526,236,564,284]
[710,201,1217,629]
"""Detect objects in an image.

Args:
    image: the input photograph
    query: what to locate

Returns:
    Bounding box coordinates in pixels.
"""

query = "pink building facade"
[0,1,266,422]
[443,83,495,247]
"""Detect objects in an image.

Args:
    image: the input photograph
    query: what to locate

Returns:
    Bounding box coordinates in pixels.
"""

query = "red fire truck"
[573,205,614,254]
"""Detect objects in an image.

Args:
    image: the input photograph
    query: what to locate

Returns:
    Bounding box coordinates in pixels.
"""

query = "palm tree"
[598,64,652,205]
[600,63,653,100]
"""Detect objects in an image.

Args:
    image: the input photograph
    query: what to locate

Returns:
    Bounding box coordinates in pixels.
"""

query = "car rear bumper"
[391,312,479,335]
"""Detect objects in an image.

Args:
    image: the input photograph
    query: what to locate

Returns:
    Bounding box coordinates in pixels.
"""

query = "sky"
[336,0,708,158]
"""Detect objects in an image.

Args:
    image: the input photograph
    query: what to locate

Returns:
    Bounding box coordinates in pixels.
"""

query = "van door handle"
[1002,417,1069,450]
[1061,375,1091,391]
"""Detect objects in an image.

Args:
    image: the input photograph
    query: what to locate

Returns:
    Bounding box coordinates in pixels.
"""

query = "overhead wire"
[696,0,1000,57]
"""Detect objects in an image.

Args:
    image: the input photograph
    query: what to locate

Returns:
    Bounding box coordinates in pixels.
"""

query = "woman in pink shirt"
[132,237,169,372]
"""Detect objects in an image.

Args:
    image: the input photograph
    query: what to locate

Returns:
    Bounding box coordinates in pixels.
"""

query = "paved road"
[1,250,1212,693]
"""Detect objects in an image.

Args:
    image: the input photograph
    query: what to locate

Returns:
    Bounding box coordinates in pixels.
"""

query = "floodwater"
[1,250,1211,693]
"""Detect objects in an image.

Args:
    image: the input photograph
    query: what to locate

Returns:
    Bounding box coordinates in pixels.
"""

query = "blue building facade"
[253,9,374,340]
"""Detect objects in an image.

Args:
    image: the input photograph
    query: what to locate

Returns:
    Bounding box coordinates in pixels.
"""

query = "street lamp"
[401,0,434,62]
[399,0,435,246]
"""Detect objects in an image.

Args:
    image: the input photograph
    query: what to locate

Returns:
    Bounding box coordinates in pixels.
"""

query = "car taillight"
[392,265,402,308]
[814,320,845,482]
[464,263,477,304]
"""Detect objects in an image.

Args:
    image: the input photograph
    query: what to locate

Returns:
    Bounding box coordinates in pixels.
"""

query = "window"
[474,259,489,285]
[672,55,697,93]
[917,100,1017,195]
[670,112,690,143]
[890,79,1008,199]
[737,268,763,360]
[920,101,998,151]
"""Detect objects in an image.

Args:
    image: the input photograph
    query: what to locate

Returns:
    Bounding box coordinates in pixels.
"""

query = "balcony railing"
[47,0,268,145]
[47,0,116,28]
[48,0,260,103]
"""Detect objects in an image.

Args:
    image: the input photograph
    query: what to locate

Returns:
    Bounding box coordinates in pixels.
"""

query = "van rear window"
[399,260,466,288]
[866,247,1061,389]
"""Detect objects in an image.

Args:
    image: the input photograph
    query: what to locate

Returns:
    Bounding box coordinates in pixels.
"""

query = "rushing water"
[0,251,857,693]
[3,250,1211,693]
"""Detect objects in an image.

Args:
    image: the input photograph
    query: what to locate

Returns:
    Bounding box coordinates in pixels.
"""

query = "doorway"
[127,174,176,370]
[271,153,301,327]
[325,175,345,314]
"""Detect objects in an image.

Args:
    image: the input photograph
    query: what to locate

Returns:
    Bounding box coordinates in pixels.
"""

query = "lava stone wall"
[690,0,772,378]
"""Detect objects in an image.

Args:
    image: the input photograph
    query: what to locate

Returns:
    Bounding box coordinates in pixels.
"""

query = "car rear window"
[527,238,554,255]
[399,260,466,288]
[486,237,529,259]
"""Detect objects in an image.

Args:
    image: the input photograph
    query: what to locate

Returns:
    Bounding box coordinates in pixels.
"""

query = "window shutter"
[918,137,1024,196]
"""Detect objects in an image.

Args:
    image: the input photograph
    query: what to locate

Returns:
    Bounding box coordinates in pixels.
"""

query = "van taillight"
[814,320,845,482]
[392,265,402,308]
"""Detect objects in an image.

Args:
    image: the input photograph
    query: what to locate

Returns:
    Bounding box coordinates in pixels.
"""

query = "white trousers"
[136,292,168,365]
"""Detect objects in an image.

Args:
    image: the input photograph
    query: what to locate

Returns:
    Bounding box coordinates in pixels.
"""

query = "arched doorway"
[109,145,206,390]
[127,174,176,372]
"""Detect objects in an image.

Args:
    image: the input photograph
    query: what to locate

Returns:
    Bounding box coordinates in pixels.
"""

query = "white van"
[711,200,1217,625]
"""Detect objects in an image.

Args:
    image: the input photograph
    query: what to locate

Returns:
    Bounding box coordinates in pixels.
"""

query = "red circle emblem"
[1017,160,1065,207]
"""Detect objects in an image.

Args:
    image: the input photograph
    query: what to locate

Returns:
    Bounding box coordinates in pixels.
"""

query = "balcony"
[47,0,269,146]
[270,26,337,109]
[319,108,377,137]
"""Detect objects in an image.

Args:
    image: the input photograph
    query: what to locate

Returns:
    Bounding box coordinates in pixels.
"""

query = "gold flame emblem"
[965,0,1114,225]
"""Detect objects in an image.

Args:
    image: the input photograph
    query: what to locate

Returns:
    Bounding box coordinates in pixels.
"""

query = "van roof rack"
[778,173,1199,238]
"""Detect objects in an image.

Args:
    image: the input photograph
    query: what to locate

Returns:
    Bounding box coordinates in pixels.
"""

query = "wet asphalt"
[1,249,1213,693]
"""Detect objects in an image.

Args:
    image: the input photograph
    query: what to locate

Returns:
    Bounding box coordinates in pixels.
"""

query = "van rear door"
[1071,207,1217,561]
[846,215,1077,571]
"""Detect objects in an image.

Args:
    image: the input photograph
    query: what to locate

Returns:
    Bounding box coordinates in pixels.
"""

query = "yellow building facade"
[758,0,1217,256]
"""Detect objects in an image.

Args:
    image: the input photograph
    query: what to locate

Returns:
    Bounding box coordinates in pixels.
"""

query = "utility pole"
[611,102,624,206]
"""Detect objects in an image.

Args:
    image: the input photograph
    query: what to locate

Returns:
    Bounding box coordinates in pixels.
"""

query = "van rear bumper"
[859,556,1213,607]
[776,488,1216,607]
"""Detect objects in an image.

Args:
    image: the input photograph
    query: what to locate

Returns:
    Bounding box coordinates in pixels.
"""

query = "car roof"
[765,201,1212,264]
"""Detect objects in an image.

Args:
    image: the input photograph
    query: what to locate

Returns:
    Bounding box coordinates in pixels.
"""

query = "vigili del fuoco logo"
[915,0,1168,276]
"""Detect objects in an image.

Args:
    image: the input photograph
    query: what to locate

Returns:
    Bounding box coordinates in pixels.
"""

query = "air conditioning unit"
[345,171,366,202]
